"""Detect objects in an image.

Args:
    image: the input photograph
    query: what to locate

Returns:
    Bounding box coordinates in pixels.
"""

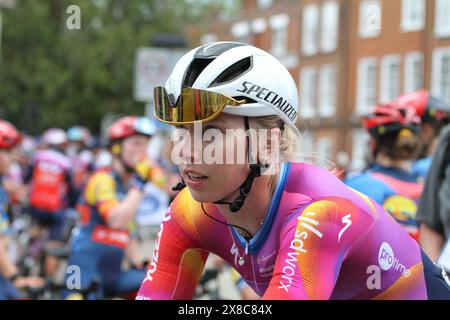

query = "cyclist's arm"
[262,198,374,300]
[0,235,17,278]
[106,189,144,230]
[419,223,444,262]
[137,206,209,300]
[87,173,144,230]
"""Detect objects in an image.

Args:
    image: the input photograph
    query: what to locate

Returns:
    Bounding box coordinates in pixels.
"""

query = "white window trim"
[404,52,423,93]
[431,47,450,98]
[271,27,288,57]
[317,137,333,158]
[350,129,370,172]
[269,13,289,29]
[380,54,402,103]
[434,0,450,38]
[251,18,267,34]
[299,132,315,155]
[319,64,337,117]
[320,1,340,53]
[359,0,382,39]
[302,3,319,56]
[401,0,425,33]
[356,57,378,115]
[300,66,318,119]
[258,0,273,11]
[231,21,250,39]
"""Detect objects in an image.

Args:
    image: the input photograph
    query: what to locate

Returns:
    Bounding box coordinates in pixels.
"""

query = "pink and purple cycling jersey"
[137,162,446,300]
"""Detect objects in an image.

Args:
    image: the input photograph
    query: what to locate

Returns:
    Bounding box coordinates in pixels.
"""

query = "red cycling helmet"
[108,116,156,142]
[364,103,421,139]
[0,119,22,150]
[396,90,450,122]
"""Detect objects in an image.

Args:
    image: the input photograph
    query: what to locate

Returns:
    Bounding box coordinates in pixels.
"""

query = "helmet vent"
[182,58,214,88]
[209,57,252,87]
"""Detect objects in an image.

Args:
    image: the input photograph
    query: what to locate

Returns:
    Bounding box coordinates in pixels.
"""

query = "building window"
[357,58,378,114]
[401,0,425,32]
[359,0,382,38]
[251,18,267,34]
[271,28,287,56]
[258,0,273,11]
[380,55,401,103]
[317,137,334,160]
[319,64,337,117]
[350,129,370,173]
[435,0,450,38]
[270,14,289,57]
[321,1,339,53]
[404,52,423,93]
[299,132,315,155]
[432,47,450,102]
[302,4,319,56]
[300,67,318,119]
[231,21,251,44]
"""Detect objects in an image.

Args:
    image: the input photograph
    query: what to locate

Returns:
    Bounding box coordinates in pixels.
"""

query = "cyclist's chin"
[188,187,231,204]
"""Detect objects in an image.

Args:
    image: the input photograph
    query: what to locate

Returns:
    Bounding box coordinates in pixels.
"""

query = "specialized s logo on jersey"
[338,214,352,242]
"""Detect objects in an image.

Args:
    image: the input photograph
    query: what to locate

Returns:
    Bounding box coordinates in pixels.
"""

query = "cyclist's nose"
[173,127,202,165]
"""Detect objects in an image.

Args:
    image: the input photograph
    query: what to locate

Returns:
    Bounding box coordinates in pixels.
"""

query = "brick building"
[188,0,450,172]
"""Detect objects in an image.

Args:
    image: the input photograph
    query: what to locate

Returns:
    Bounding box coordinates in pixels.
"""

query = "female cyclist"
[64,116,163,299]
[137,42,450,300]
[345,104,423,241]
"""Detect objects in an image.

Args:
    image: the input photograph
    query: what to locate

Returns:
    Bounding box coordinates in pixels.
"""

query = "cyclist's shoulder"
[169,187,203,215]
[285,162,349,193]
[344,170,384,186]
[295,195,376,222]
[412,157,432,178]
[34,148,71,168]
[87,169,115,187]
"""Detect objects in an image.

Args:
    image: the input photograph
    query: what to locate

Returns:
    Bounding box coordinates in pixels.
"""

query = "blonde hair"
[252,115,299,162]
[252,115,300,197]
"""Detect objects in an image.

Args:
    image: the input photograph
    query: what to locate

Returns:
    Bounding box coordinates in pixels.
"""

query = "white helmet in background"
[164,41,299,129]
[42,128,67,146]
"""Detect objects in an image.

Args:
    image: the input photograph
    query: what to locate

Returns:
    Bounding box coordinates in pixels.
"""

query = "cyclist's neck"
[374,153,412,173]
[112,159,133,185]
[216,172,278,238]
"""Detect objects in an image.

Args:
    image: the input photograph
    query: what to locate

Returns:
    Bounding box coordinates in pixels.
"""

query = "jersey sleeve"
[85,172,120,221]
[136,203,209,300]
[262,197,375,300]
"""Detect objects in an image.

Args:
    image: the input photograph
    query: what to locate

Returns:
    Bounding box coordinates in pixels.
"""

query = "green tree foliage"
[0,0,237,134]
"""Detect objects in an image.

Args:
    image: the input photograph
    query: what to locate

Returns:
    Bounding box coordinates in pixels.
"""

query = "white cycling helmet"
[42,128,67,146]
[164,41,299,129]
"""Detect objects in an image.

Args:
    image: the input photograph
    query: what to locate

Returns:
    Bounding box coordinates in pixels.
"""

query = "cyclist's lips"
[183,169,208,189]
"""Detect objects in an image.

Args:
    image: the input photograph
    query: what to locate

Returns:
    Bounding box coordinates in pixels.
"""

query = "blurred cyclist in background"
[396,90,450,181]
[345,103,423,240]
[28,128,74,277]
[0,119,44,299]
[66,126,94,204]
[64,116,165,299]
